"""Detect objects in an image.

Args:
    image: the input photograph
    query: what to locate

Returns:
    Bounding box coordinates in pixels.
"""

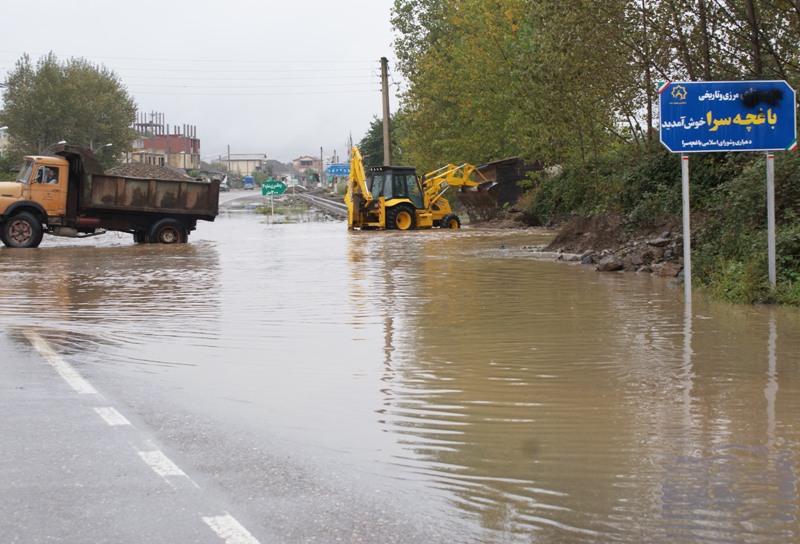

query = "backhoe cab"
[344,147,496,231]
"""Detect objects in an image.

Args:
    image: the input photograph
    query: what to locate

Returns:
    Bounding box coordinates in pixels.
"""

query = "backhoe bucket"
[457,181,499,221]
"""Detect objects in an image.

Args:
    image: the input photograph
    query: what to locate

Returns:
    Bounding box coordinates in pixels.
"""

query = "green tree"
[0,52,137,168]
[390,0,800,169]
[391,0,635,171]
[357,114,404,169]
[389,0,800,304]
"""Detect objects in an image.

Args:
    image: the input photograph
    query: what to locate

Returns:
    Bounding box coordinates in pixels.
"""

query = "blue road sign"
[659,80,797,153]
[326,164,350,176]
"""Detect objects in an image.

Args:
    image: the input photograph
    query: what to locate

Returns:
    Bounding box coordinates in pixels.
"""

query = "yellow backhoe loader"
[344,147,496,230]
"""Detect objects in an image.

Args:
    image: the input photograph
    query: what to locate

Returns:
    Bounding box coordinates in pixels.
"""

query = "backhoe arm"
[344,146,373,228]
[421,163,490,205]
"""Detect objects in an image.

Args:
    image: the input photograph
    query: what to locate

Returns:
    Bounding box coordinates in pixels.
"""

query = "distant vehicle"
[243,176,255,190]
[219,183,231,192]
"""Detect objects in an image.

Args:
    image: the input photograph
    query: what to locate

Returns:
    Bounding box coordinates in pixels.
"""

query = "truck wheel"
[440,214,461,229]
[2,212,44,248]
[386,204,416,230]
[133,231,148,244]
[149,219,187,244]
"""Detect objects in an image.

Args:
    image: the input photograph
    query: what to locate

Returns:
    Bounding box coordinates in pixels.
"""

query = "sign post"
[659,80,797,302]
[261,180,288,219]
[766,154,776,285]
[681,154,691,304]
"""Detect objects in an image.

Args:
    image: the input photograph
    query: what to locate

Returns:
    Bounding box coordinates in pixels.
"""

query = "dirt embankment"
[468,209,685,277]
[542,215,685,277]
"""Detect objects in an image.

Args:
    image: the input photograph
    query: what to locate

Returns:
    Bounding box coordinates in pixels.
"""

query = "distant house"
[129,134,200,171]
[265,160,304,185]
[199,161,227,181]
[292,155,322,183]
[218,153,268,177]
[130,114,200,171]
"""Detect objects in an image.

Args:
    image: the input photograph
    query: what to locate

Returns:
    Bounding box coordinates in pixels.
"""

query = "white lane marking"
[23,330,99,395]
[203,513,261,544]
[138,450,187,478]
[93,407,131,426]
[23,330,256,541]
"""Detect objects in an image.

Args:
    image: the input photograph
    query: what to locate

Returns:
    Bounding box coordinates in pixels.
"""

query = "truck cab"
[27,157,69,214]
[0,155,72,247]
[2,156,69,210]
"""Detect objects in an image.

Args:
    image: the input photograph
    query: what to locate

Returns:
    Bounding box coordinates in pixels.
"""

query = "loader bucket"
[457,181,499,221]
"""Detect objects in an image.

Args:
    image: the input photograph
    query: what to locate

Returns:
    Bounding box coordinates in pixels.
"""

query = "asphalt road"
[218,188,265,207]
[0,328,449,543]
[0,329,262,543]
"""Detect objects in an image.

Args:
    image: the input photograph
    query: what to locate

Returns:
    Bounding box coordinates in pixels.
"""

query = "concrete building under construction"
[130,112,199,171]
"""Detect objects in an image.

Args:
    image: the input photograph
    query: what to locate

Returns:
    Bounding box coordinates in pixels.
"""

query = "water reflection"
[345,229,800,542]
[0,241,221,364]
[653,308,799,543]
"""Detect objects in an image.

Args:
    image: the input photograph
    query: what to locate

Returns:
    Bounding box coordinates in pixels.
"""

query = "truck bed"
[82,174,219,220]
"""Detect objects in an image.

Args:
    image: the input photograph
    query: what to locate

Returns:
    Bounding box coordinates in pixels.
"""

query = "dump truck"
[0,144,219,248]
[344,146,497,230]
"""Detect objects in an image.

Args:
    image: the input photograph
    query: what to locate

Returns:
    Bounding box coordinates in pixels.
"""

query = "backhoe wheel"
[386,204,416,231]
[440,214,461,229]
[149,219,187,244]
[2,212,44,248]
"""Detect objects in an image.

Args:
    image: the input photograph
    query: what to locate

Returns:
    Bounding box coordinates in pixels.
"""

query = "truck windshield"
[16,161,34,183]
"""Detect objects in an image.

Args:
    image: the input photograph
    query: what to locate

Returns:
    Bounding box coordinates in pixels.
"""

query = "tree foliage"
[357,114,405,169]
[0,52,137,168]
[391,0,800,170]
[390,0,800,303]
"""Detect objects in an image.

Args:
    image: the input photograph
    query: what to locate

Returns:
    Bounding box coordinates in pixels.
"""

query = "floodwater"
[2,211,800,543]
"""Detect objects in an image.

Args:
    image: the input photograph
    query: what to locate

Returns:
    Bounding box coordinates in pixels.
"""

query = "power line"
[131,89,381,97]
[128,82,379,89]
[0,50,381,65]
[121,74,376,82]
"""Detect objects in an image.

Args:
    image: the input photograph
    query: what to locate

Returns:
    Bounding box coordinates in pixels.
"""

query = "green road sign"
[262,180,287,196]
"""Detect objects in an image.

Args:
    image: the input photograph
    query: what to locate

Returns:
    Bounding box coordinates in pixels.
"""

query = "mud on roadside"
[468,210,685,277]
[541,215,685,277]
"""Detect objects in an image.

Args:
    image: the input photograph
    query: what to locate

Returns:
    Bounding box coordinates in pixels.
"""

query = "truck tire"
[2,212,44,248]
[133,231,148,244]
[386,204,416,230]
[149,219,187,244]
[440,214,461,229]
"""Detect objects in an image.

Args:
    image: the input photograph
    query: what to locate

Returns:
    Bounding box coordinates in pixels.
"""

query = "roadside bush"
[692,153,800,304]
[523,146,683,226]
[776,281,800,305]
[703,258,774,304]
[520,142,800,305]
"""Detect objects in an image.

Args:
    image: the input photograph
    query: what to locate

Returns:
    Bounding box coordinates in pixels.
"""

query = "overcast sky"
[0,0,402,164]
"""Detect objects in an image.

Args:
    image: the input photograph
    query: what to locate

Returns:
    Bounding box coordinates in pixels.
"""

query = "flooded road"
[2,213,800,543]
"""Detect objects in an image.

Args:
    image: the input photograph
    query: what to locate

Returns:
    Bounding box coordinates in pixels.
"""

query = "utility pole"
[320,146,324,186]
[381,57,391,166]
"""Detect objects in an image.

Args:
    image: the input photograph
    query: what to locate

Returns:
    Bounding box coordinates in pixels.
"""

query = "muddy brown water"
[2,212,800,542]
